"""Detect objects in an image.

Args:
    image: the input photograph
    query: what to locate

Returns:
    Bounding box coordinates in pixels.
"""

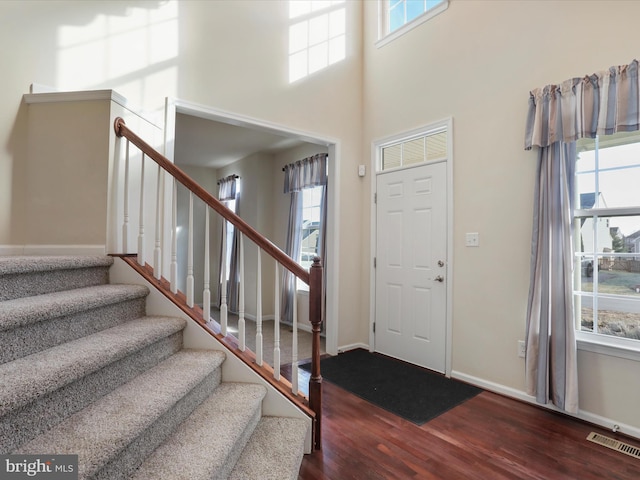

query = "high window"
[378,0,448,47]
[574,131,640,343]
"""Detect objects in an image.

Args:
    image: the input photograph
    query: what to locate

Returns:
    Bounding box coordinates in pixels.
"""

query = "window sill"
[576,331,640,362]
[376,0,449,49]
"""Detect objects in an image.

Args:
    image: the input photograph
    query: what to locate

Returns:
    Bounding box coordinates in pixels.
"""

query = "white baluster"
[220,220,228,336]
[273,263,281,381]
[137,153,145,265]
[170,179,178,294]
[256,248,263,366]
[203,207,210,322]
[186,192,194,308]
[122,140,130,253]
[238,233,246,351]
[292,287,299,394]
[154,165,162,279]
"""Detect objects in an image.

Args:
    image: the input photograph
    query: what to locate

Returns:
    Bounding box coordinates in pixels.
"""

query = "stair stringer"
[109,257,313,453]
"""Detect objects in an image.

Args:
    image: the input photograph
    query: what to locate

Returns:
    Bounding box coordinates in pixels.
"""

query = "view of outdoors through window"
[388,0,446,33]
[575,132,640,341]
[300,186,323,270]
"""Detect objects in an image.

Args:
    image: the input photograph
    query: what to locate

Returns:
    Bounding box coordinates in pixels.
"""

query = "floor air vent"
[587,432,640,460]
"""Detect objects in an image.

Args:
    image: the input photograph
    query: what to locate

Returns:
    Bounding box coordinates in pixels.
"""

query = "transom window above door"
[381,128,447,171]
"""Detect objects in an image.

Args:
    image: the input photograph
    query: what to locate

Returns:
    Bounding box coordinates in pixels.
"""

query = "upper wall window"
[377,0,448,48]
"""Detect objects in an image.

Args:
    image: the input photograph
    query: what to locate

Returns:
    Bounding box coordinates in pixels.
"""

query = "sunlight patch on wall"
[56,1,178,110]
[289,0,346,83]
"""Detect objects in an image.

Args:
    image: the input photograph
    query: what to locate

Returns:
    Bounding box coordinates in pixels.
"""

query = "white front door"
[375,161,447,372]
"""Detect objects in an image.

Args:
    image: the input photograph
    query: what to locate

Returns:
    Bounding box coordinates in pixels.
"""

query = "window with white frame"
[299,185,323,270]
[574,131,640,343]
[222,181,239,281]
[378,0,448,46]
[381,127,447,171]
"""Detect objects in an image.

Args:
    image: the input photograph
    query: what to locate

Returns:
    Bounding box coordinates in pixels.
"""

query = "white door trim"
[369,117,454,376]
[164,97,341,356]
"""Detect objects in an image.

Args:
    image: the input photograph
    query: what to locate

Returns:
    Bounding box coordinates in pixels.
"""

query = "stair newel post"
[309,256,323,450]
[154,164,162,280]
[186,192,194,308]
[238,232,246,351]
[291,279,299,394]
[220,219,228,336]
[203,207,210,322]
[273,262,281,381]
[123,139,130,253]
[137,153,146,266]
[256,248,263,366]
[170,179,178,294]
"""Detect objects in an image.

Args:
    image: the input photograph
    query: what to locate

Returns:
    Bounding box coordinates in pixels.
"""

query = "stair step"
[0,255,114,301]
[0,284,149,363]
[14,349,227,480]
[229,416,310,480]
[0,316,186,453]
[131,383,267,480]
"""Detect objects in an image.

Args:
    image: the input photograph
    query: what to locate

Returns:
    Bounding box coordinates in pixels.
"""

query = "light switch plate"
[465,232,479,247]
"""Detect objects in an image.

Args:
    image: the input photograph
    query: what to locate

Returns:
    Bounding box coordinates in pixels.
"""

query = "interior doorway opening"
[164,98,339,357]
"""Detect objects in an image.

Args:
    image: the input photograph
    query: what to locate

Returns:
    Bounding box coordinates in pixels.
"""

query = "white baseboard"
[24,245,106,255]
[242,313,276,322]
[337,342,370,354]
[451,370,640,440]
[0,245,26,255]
[0,245,107,256]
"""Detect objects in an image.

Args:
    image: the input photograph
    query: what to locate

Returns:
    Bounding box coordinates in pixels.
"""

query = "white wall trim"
[375,0,449,49]
[576,333,640,362]
[166,97,341,357]
[0,246,26,255]
[451,370,640,441]
[337,342,370,354]
[25,86,163,129]
[0,245,107,256]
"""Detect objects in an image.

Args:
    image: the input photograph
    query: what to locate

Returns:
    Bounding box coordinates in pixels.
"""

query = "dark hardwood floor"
[294,370,640,479]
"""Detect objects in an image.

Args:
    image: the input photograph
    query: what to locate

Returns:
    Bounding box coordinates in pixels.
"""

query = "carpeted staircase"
[0,255,308,479]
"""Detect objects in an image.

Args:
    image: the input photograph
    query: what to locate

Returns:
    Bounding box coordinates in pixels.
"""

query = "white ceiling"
[174,113,305,169]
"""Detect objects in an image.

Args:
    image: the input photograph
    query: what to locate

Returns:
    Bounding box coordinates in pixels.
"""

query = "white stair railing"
[113,118,324,449]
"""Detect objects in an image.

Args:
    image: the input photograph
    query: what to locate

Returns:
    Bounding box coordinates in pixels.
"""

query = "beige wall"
[3,0,639,434]
[0,0,363,348]
[362,0,640,430]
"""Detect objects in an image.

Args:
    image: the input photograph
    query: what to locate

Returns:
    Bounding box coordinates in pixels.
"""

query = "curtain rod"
[217,174,239,185]
[282,153,328,171]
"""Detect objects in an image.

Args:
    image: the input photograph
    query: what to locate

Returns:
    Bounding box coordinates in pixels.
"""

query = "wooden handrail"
[113,117,310,284]
[114,116,323,449]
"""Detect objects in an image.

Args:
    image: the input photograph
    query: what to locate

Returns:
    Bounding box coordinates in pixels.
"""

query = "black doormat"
[300,348,482,425]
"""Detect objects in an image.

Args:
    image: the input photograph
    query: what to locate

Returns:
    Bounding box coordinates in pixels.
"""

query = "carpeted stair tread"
[0,316,186,416]
[0,255,113,301]
[14,349,226,480]
[0,284,149,330]
[0,255,114,275]
[229,416,309,480]
[131,383,267,480]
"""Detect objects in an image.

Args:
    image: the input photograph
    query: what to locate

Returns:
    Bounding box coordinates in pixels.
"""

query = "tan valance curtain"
[525,59,639,150]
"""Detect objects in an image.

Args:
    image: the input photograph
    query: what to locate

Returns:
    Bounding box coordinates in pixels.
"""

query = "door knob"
[438,260,445,267]
[434,275,444,282]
